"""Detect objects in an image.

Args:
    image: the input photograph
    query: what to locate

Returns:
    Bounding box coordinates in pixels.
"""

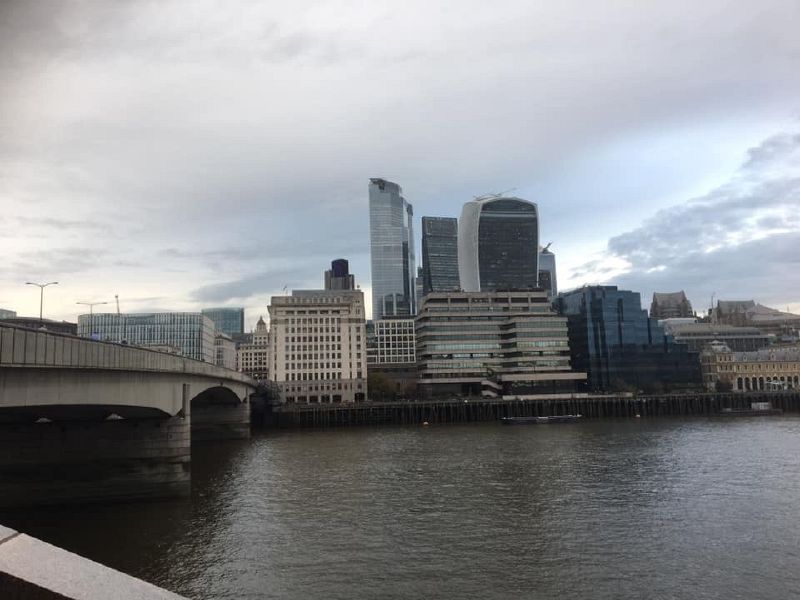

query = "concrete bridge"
[0,322,257,507]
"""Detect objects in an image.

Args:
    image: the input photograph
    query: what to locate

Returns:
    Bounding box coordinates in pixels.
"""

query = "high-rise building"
[458,196,539,292]
[269,290,368,403]
[556,286,700,392]
[0,309,16,320]
[421,216,460,295]
[416,290,586,399]
[649,292,693,320]
[368,178,416,319]
[201,307,245,336]
[238,316,270,379]
[77,312,215,363]
[538,244,557,301]
[324,259,356,291]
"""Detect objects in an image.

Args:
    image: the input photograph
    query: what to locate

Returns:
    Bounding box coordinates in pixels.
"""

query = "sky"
[1,0,799,328]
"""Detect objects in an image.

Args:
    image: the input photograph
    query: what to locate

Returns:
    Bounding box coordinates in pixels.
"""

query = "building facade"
[458,196,539,292]
[237,316,270,379]
[701,343,800,392]
[214,333,237,370]
[369,178,416,319]
[662,321,772,353]
[421,216,460,295]
[77,312,215,363]
[0,309,16,320]
[269,290,368,403]
[556,286,700,392]
[416,291,586,399]
[367,318,416,365]
[650,291,693,320]
[324,259,356,291]
[201,307,245,336]
[538,245,557,301]
[714,300,800,339]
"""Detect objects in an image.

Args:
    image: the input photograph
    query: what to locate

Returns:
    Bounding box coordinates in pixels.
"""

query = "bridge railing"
[0,322,253,383]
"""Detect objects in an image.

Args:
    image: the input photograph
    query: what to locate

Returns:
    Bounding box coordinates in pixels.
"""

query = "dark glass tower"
[368,178,416,319]
[324,258,355,290]
[421,216,460,295]
[458,196,539,292]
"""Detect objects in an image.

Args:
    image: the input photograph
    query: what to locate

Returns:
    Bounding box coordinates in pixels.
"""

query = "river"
[3,417,800,599]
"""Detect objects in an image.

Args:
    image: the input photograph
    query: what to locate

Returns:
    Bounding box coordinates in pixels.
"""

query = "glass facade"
[369,178,416,319]
[77,312,216,363]
[421,216,460,295]
[201,307,244,336]
[324,258,356,290]
[556,286,700,392]
[458,196,539,292]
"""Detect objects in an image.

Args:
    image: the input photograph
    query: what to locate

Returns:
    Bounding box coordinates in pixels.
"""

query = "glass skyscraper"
[458,196,539,292]
[369,178,416,319]
[421,216,460,295]
[201,307,245,336]
[538,245,557,301]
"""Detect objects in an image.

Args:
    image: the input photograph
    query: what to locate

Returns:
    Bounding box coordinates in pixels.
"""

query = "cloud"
[578,130,800,309]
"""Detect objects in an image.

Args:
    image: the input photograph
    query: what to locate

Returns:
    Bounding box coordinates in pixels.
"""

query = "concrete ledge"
[0,525,186,599]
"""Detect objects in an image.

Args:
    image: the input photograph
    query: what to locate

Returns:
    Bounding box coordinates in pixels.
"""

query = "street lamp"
[25,281,59,323]
[76,301,111,338]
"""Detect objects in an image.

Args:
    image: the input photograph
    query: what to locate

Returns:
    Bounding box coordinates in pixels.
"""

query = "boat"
[501,415,583,425]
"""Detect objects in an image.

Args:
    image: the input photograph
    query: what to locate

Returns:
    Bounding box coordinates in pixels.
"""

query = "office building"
[269,290,368,403]
[421,216,460,295]
[416,290,586,399]
[367,318,416,365]
[0,309,16,320]
[324,259,356,291]
[650,291,693,319]
[77,312,215,363]
[556,286,701,392]
[238,316,270,379]
[701,343,800,392]
[214,333,237,370]
[201,307,245,336]
[458,195,539,292]
[538,244,557,301]
[662,321,772,353]
[368,178,416,319]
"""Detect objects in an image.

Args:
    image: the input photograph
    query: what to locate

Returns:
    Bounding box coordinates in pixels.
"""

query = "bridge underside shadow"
[190,386,251,442]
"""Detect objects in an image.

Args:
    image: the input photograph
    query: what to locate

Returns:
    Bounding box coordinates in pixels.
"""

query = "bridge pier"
[0,415,190,508]
[191,400,251,441]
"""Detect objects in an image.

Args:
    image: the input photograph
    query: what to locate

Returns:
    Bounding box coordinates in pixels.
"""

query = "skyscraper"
[538,244,557,301]
[458,196,539,292]
[421,216,460,295]
[369,178,416,319]
[324,258,355,290]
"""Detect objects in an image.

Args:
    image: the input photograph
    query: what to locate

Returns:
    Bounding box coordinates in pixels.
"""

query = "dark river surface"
[4,417,800,599]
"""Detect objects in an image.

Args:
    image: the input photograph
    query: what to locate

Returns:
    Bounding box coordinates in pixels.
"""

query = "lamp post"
[76,301,111,338]
[26,281,59,324]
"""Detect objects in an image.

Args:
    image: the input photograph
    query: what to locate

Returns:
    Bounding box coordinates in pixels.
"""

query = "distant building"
[538,244,557,301]
[421,216,460,295]
[0,309,16,320]
[556,286,701,392]
[77,313,215,363]
[237,316,269,379]
[662,321,772,353]
[458,196,539,292]
[367,318,416,365]
[416,290,586,399]
[269,290,368,404]
[701,343,800,392]
[1,317,76,335]
[369,178,416,319]
[324,259,356,291]
[714,300,800,339]
[650,291,693,319]
[201,307,245,336]
[214,333,237,370]
[414,266,424,315]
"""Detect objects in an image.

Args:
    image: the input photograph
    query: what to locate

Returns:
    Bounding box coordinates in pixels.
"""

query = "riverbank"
[263,391,800,428]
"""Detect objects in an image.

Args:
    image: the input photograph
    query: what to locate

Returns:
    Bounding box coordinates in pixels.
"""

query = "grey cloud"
[190,266,319,304]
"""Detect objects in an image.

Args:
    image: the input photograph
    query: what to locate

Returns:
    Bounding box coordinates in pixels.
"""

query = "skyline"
[2,1,799,327]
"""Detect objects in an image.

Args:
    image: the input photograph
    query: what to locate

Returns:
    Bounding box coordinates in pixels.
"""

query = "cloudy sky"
[1,0,798,327]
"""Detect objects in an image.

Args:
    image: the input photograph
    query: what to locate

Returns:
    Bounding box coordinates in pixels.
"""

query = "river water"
[3,418,800,599]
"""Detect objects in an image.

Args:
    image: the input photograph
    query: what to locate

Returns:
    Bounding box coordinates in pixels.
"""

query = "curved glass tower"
[369,178,416,319]
[458,196,539,292]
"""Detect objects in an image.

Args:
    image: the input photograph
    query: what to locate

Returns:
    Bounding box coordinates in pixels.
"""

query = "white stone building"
[269,290,368,403]
[237,316,270,380]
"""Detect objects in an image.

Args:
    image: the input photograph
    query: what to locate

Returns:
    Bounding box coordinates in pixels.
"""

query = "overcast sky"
[1,0,798,327]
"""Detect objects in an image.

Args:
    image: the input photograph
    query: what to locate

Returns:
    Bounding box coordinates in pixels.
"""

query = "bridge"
[0,322,257,507]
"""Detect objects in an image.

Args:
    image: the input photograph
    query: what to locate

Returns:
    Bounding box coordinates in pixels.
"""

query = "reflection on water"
[4,418,800,599]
